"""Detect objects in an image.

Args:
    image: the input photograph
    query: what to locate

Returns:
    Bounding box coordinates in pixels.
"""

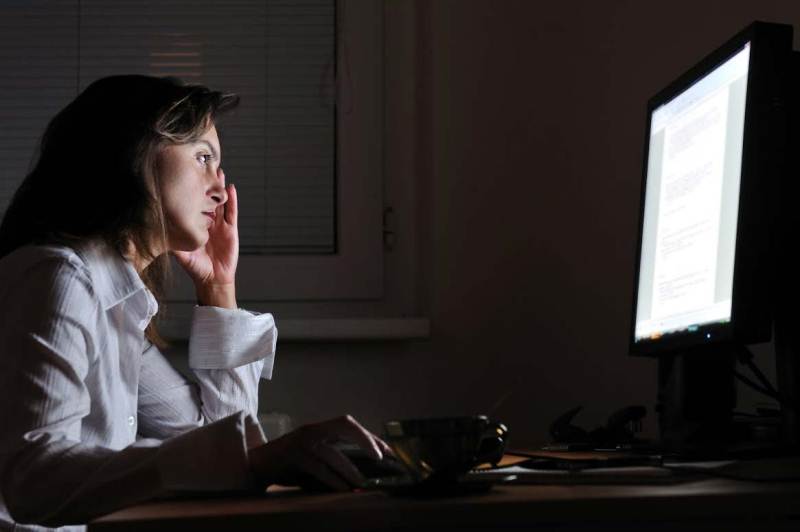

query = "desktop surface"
[89,456,800,531]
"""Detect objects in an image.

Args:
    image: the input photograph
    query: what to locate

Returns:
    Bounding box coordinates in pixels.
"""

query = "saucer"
[367,473,516,497]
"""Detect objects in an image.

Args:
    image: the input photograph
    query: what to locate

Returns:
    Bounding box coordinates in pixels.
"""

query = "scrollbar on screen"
[635,43,750,342]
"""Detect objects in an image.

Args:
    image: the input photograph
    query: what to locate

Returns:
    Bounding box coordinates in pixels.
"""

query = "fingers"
[327,415,384,461]
[251,416,388,492]
[375,436,395,457]
[217,168,234,225]
[224,183,237,226]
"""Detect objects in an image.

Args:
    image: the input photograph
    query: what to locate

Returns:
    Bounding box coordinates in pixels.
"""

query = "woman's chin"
[170,232,208,252]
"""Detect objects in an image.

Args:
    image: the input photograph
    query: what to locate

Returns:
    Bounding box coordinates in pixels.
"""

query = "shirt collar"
[73,240,158,322]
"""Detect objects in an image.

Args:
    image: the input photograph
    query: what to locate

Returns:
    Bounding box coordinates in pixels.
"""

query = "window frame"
[165,0,384,307]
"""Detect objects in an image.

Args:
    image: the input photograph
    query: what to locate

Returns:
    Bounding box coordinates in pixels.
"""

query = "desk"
[89,477,800,531]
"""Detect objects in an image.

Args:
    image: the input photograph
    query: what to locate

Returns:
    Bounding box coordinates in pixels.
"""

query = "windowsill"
[267,318,430,342]
[160,308,430,342]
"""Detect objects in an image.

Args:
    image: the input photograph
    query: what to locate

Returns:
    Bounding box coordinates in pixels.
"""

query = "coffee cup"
[384,415,508,483]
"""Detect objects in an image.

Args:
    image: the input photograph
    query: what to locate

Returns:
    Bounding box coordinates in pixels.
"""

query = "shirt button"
[127,416,136,427]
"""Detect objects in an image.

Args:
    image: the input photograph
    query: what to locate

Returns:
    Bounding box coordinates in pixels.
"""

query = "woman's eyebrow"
[195,140,221,162]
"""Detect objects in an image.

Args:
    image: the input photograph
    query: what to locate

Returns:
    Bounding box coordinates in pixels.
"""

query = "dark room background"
[5,0,800,447]
[262,0,800,446]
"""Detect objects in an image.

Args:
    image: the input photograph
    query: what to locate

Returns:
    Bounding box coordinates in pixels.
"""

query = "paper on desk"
[469,465,682,485]
[662,457,800,481]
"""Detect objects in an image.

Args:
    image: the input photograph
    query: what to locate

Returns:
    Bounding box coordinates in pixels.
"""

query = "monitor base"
[656,346,738,454]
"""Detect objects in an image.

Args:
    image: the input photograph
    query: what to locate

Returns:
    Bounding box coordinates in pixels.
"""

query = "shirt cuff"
[188,306,278,379]
[156,411,267,491]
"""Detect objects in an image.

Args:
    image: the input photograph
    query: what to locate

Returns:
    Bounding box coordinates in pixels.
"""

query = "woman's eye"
[196,153,213,165]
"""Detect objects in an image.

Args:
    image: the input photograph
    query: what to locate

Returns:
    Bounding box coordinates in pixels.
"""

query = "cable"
[735,347,778,394]
[734,347,794,412]
[734,371,782,402]
[743,357,779,396]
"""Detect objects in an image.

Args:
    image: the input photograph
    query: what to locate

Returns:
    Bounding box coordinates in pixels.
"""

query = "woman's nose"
[209,168,228,204]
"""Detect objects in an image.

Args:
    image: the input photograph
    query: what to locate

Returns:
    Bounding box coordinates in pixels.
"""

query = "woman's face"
[157,125,227,251]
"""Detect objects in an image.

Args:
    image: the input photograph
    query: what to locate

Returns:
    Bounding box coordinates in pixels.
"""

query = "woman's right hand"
[248,415,393,491]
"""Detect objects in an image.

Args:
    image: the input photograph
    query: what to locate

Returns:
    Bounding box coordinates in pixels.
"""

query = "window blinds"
[0,0,336,255]
[0,0,78,218]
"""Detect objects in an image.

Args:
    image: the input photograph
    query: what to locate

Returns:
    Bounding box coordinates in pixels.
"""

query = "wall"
[173,0,800,447]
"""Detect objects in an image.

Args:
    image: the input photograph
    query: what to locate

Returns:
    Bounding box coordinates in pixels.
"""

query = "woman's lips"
[203,211,216,224]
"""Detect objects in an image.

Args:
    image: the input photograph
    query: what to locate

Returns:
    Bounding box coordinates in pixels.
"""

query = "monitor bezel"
[630,21,792,357]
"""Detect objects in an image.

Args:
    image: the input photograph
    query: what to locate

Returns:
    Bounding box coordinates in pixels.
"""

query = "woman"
[0,75,390,531]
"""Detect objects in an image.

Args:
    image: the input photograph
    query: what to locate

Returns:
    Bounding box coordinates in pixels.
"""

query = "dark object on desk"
[384,415,508,483]
[549,405,647,450]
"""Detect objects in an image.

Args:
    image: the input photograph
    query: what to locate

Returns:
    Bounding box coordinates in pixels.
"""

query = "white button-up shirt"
[0,240,277,531]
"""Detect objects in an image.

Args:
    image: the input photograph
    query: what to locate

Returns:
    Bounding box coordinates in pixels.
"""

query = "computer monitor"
[631,21,791,357]
[628,21,797,450]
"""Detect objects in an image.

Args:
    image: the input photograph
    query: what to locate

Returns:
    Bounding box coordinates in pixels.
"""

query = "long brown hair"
[0,75,239,347]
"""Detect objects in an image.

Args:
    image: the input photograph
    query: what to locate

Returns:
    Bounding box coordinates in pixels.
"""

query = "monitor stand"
[656,344,797,458]
[656,345,737,455]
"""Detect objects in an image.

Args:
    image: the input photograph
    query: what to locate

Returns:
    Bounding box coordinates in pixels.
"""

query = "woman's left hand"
[173,169,239,309]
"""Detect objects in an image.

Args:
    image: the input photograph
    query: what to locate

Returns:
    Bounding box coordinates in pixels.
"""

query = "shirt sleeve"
[187,305,278,420]
[0,256,267,527]
[4,411,265,527]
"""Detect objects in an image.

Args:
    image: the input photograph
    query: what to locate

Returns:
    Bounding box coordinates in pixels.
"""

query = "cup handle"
[475,422,509,465]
